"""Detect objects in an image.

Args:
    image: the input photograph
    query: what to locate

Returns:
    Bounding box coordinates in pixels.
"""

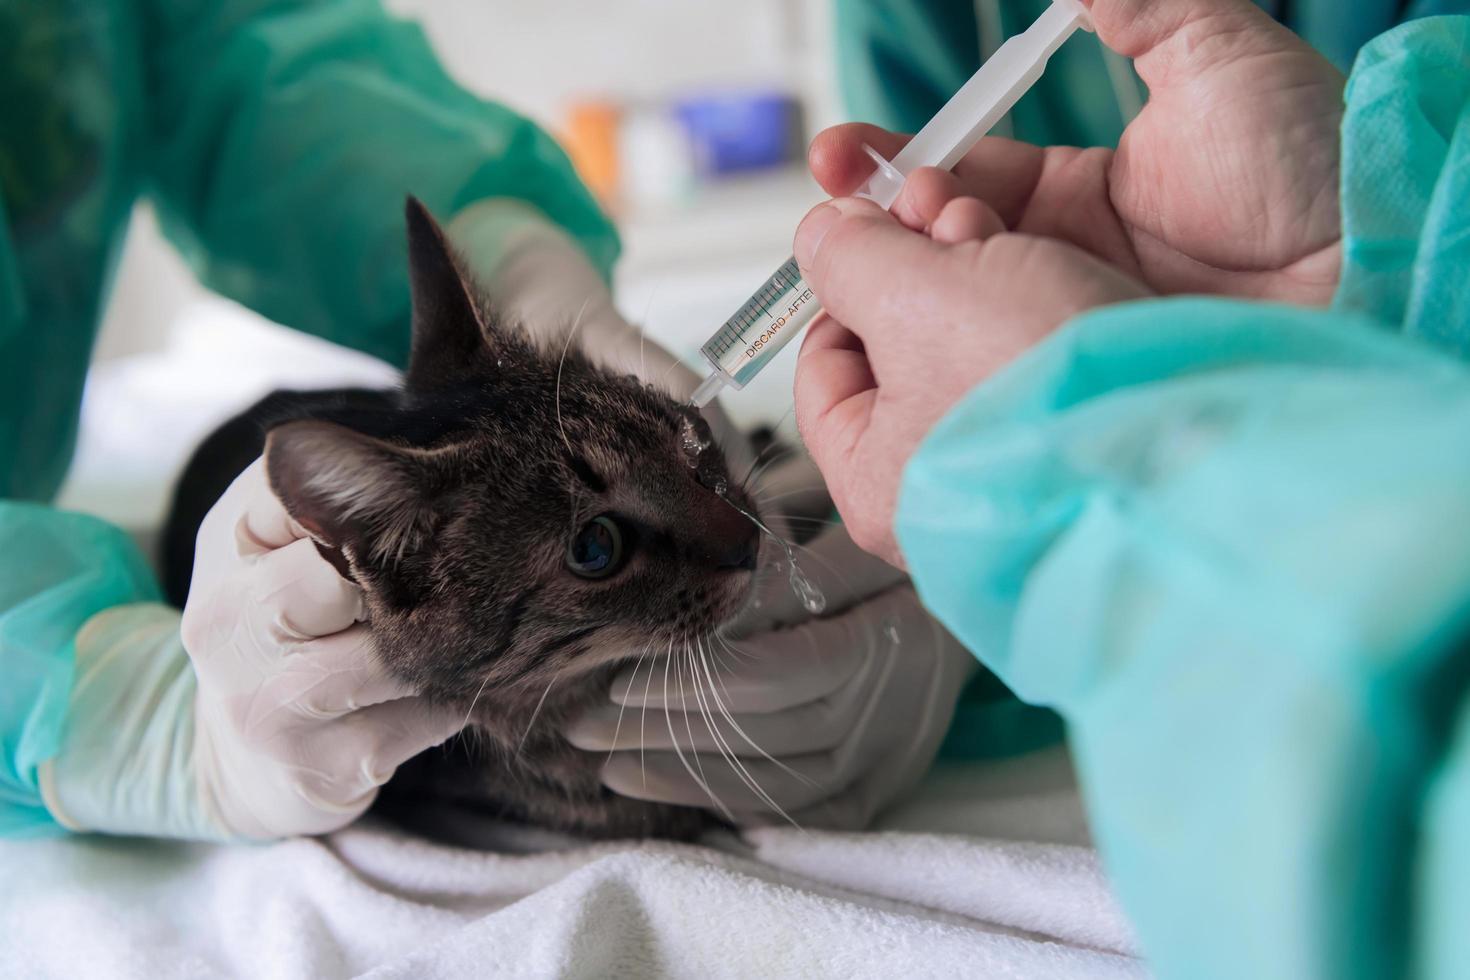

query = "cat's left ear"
[265,420,440,570]
[403,196,496,388]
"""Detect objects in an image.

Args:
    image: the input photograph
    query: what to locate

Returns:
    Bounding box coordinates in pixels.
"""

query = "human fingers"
[249,537,366,638]
[602,747,844,813]
[182,535,365,683]
[248,625,426,722]
[624,583,919,711]
[349,695,468,777]
[889,167,971,232]
[810,124,1045,226]
[808,123,911,197]
[793,198,971,363]
[569,652,871,755]
[931,196,1007,245]
[231,458,312,554]
[891,169,1013,246]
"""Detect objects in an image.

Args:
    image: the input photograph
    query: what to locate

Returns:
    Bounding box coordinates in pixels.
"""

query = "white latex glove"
[568,527,980,830]
[40,460,464,840]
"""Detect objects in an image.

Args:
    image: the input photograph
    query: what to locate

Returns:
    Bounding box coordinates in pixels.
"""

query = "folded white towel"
[0,749,1144,979]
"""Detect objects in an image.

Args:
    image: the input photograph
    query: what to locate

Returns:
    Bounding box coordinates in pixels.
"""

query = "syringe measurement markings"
[704,264,812,358]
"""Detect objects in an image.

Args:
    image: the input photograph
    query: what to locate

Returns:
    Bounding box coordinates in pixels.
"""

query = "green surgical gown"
[898,16,1470,980]
[0,0,616,835]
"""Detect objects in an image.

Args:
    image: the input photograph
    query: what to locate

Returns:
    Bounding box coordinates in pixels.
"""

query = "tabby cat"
[162,199,760,839]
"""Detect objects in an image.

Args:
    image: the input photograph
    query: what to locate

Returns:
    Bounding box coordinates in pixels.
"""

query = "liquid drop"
[790,567,828,615]
[678,415,711,469]
[721,498,827,615]
[882,616,901,648]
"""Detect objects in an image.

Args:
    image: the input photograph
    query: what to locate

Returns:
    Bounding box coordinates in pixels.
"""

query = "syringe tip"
[689,371,727,409]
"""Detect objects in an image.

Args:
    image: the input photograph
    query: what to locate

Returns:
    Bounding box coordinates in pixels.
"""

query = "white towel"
[0,747,1144,979]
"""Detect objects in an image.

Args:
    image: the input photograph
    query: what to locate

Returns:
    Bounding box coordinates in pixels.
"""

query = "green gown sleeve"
[895,17,1470,979]
[0,506,161,836]
[3,0,621,837]
[142,0,618,368]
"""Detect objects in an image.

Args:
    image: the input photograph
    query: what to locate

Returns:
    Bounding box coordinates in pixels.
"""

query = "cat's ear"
[265,420,437,567]
[403,196,493,388]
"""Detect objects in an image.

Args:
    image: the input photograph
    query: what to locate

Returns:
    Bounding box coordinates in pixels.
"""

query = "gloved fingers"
[601,747,844,814]
[227,458,312,555]
[347,695,468,780]
[728,523,908,636]
[252,625,423,721]
[737,789,871,831]
[570,649,874,754]
[611,615,875,713]
[249,537,366,638]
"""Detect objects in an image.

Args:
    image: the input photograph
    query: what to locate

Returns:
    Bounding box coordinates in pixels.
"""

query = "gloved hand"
[39,460,464,840]
[568,513,979,830]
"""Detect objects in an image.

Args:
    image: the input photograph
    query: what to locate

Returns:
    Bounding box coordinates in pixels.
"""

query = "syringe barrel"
[697,0,1089,403]
[698,257,822,391]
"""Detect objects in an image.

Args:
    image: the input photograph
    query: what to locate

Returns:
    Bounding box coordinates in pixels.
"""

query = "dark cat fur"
[161,199,760,841]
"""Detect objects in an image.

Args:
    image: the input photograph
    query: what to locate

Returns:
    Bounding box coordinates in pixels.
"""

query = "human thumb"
[794,197,963,356]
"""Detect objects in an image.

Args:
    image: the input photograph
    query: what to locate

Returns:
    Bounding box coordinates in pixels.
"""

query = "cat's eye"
[566,515,626,579]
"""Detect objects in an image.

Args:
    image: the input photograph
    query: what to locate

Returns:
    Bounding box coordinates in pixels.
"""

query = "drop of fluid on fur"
[678,416,711,468]
[720,497,827,616]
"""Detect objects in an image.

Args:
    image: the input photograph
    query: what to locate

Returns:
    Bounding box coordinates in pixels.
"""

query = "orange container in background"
[561,100,622,211]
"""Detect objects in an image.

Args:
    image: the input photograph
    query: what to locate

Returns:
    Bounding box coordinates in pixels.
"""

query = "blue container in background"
[674,92,801,176]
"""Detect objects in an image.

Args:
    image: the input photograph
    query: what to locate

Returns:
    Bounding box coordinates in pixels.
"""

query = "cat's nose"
[716,529,760,572]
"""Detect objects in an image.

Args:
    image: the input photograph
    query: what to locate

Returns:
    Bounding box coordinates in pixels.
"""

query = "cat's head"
[263,199,759,703]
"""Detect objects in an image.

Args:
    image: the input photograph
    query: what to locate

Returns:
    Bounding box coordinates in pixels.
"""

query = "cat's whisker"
[766,515,845,529]
[636,284,658,382]
[698,636,817,794]
[675,641,716,804]
[750,485,837,505]
[710,633,751,687]
[662,639,732,820]
[688,636,766,816]
[642,636,670,788]
[553,298,593,462]
[515,672,560,758]
[738,405,798,490]
[458,670,495,733]
[694,637,804,827]
[738,439,787,496]
[605,641,656,770]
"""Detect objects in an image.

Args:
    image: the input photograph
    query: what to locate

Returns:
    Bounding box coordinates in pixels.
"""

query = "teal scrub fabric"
[899,18,1470,979]
[0,0,615,835]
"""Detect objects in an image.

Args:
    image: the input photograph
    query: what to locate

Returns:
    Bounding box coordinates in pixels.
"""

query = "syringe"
[689,0,1092,408]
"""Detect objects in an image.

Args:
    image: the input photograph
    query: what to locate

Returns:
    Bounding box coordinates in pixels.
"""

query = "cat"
[160,199,761,840]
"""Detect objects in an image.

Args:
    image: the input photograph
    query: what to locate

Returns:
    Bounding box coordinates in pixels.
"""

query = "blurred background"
[62,0,843,539]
